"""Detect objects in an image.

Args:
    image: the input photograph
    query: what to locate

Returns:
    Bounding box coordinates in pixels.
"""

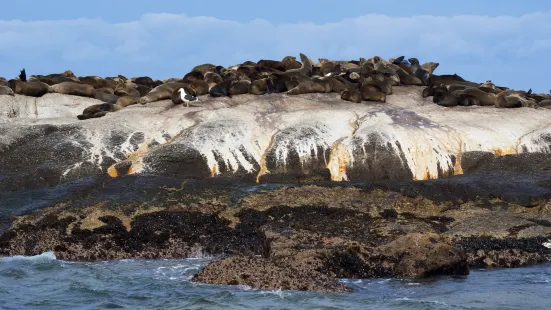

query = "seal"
[256,59,282,70]
[229,80,252,96]
[15,81,50,97]
[131,76,157,88]
[538,99,551,109]
[191,64,216,74]
[269,71,310,93]
[204,72,224,89]
[421,62,439,74]
[280,56,302,71]
[32,73,79,85]
[7,79,19,91]
[77,103,121,120]
[433,88,459,107]
[479,80,496,89]
[185,80,209,96]
[495,90,537,108]
[209,79,233,97]
[136,84,152,96]
[318,76,348,94]
[93,90,119,104]
[19,68,27,82]
[0,85,14,96]
[116,96,140,107]
[360,84,386,102]
[115,83,140,97]
[422,83,447,98]
[287,79,332,95]
[408,58,431,85]
[430,74,476,87]
[138,82,188,104]
[79,76,108,89]
[340,89,362,103]
[362,77,392,95]
[391,56,405,65]
[172,87,200,107]
[183,71,204,83]
[320,61,336,76]
[48,82,94,97]
[451,87,496,106]
[248,78,274,95]
[284,53,314,76]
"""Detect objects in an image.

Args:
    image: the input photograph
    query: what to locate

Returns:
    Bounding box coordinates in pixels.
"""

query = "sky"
[1,0,550,92]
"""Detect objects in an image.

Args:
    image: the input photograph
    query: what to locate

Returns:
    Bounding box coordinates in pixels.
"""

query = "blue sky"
[1,1,550,92]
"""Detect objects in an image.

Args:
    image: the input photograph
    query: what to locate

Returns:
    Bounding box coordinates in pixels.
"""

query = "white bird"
[177,87,200,108]
[543,241,551,249]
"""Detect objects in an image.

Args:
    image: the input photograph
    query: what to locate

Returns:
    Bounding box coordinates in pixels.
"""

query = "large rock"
[0,86,550,191]
[191,256,351,293]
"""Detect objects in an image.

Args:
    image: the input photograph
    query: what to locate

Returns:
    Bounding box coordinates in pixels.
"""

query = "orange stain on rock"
[107,165,118,178]
[327,141,349,182]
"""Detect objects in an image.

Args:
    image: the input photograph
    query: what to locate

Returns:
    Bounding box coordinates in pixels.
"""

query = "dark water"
[1,252,550,310]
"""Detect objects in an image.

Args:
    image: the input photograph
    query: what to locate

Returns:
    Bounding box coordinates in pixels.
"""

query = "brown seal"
[451,87,496,106]
[248,78,274,95]
[15,81,50,97]
[280,56,302,71]
[138,82,188,104]
[116,96,140,107]
[433,88,459,107]
[340,89,362,103]
[79,76,108,89]
[284,53,314,76]
[362,77,392,95]
[131,76,158,88]
[183,71,204,83]
[93,90,119,104]
[360,85,386,102]
[538,99,551,109]
[229,80,251,96]
[191,64,216,74]
[0,85,15,96]
[77,103,122,120]
[495,90,537,108]
[287,78,332,95]
[184,80,209,96]
[204,72,224,90]
[32,73,80,86]
[421,62,439,74]
[48,82,94,97]
[115,83,140,97]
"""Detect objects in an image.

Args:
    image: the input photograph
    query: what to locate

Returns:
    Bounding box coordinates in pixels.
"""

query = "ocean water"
[0,252,549,310]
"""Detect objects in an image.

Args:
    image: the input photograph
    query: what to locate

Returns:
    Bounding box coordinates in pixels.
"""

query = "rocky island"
[1,54,550,293]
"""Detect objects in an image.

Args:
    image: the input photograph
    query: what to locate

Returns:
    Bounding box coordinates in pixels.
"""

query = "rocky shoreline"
[1,53,551,292]
[1,166,550,292]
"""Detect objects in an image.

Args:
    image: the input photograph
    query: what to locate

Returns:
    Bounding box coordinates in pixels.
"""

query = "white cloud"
[0,12,550,92]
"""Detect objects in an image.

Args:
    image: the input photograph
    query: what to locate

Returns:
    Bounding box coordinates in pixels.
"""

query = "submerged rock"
[191,256,351,293]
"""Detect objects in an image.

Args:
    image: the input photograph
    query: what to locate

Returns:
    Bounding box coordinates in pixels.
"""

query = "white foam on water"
[0,251,57,263]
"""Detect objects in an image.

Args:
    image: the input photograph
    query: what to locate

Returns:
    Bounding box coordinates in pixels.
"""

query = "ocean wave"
[0,251,57,263]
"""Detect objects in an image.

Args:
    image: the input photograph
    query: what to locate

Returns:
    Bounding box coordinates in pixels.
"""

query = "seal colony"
[2,53,550,120]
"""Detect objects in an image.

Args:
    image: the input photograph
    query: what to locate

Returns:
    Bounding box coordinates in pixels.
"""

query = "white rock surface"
[1,86,550,184]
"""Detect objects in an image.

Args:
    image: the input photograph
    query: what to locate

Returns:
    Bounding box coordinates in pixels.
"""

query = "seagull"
[177,87,200,108]
[543,241,551,249]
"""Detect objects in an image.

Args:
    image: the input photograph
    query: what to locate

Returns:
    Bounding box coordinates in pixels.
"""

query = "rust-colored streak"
[327,140,349,182]
[454,139,464,175]
[107,164,118,178]
[256,133,277,183]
